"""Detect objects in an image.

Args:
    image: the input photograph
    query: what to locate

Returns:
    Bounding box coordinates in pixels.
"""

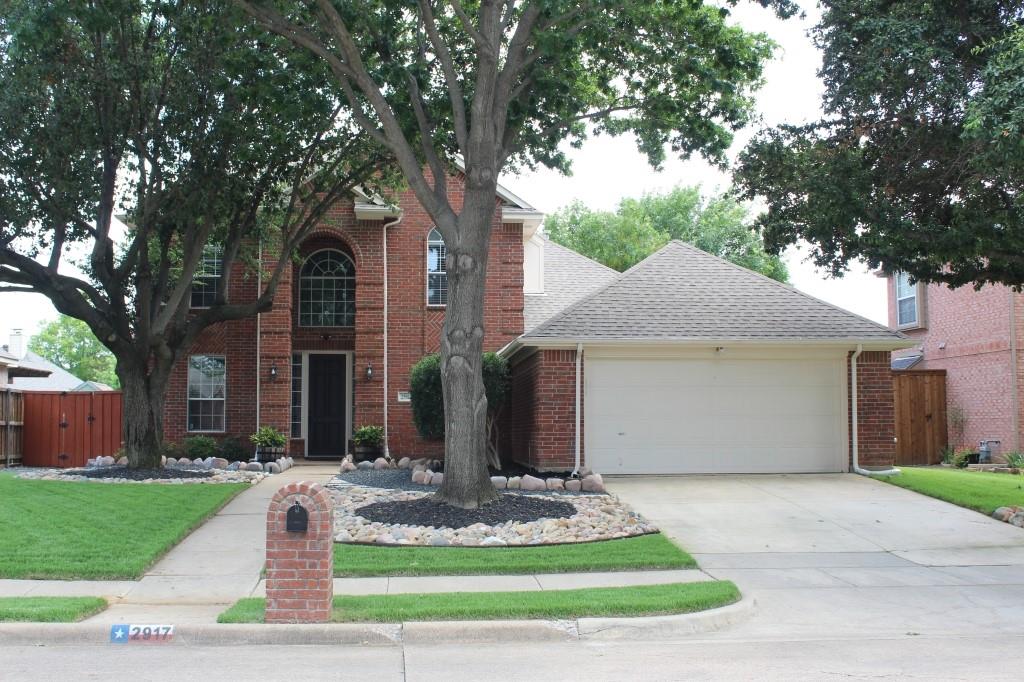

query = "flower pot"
[257,446,285,463]
[354,444,381,462]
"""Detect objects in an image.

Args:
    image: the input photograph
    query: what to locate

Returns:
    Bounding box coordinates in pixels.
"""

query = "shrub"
[951,446,973,469]
[409,352,509,440]
[219,436,250,461]
[183,435,219,460]
[353,425,384,447]
[1005,452,1024,469]
[250,426,287,449]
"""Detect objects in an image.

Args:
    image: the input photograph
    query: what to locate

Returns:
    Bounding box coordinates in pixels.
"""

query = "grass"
[218,581,740,623]
[0,597,107,622]
[332,533,694,577]
[0,473,247,579]
[876,466,1024,516]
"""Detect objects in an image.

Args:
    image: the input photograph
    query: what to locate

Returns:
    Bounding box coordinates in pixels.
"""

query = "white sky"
[0,0,887,349]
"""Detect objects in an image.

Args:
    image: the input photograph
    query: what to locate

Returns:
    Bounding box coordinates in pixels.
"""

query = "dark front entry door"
[307,354,347,458]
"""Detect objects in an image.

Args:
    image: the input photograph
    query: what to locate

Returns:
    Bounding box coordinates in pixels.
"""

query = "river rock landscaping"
[328,477,658,547]
[13,453,297,484]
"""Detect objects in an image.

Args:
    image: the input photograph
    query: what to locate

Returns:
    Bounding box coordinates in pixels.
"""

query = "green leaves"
[28,316,119,388]
[736,0,1024,288]
[546,187,788,280]
[409,353,509,441]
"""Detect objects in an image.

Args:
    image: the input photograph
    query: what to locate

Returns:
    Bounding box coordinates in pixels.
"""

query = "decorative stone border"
[329,484,658,546]
[339,455,607,493]
[15,467,267,485]
[992,506,1024,527]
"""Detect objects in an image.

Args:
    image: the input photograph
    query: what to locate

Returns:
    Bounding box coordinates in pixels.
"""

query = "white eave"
[354,201,402,221]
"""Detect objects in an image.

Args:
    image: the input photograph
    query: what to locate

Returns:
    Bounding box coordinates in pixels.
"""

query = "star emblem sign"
[110,625,128,643]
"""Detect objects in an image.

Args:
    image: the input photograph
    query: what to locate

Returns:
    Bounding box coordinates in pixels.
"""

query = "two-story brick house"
[886,272,1024,455]
[165,172,909,474]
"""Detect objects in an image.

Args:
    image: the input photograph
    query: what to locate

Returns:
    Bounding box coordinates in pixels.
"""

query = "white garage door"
[585,354,847,474]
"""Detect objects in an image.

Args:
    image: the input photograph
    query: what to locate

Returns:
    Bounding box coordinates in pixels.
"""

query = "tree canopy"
[29,316,119,388]
[546,186,789,279]
[0,0,386,466]
[735,0,1024,289]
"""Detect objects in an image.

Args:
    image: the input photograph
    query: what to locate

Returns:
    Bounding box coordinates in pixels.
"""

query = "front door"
[307,354,347,458]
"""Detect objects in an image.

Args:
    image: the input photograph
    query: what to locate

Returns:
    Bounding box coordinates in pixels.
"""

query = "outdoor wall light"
[366,363,373,381]
[270,363,278,381]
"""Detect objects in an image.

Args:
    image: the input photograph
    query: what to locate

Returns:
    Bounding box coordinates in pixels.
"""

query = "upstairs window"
[427,228,448,306]
[190,244,223,309]
[896,271,918,327]
[299,249,355,327]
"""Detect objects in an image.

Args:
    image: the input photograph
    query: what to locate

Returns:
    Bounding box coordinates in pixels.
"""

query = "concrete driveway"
[609,473,1024,640]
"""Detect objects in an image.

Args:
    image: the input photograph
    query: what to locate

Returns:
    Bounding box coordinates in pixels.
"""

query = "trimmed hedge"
[410,352,509,440]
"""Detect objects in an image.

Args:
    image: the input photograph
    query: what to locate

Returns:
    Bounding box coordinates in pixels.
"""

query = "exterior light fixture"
[270,363,278,381]
[366,363,373,381]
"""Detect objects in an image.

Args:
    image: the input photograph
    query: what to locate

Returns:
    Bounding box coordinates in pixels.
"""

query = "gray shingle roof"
[524,240,618,332]
[523,240,907,344]
[10,351,84,391]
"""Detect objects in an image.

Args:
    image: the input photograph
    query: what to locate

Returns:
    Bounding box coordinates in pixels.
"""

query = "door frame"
[296,350,353,458]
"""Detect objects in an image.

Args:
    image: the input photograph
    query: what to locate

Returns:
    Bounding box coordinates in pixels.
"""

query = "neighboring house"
[2,330,111,392]
[0,348,51,386]
[885,272,1024,454]
[166,174,909,473]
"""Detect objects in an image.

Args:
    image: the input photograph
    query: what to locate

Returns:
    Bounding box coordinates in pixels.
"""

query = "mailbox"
[286,500,309,533]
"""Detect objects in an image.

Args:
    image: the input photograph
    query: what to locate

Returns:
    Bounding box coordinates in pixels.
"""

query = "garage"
[584,351,847,474]
[504,241,911,474]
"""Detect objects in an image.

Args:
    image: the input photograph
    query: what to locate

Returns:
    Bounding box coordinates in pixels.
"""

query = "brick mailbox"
[265,481,334,623]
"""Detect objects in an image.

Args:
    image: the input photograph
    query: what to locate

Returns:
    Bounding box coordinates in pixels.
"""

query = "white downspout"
[851,343,900,476]
[381,212,403,460]
[255,240,262,432]
[572,343,583,477]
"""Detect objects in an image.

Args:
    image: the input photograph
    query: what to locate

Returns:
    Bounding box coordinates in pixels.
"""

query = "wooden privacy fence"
[893,369,948,466]
[22,391,123,468]
[1,388,24,468]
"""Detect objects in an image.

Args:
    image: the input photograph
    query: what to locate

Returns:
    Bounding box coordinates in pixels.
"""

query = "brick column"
[265,481,334,623]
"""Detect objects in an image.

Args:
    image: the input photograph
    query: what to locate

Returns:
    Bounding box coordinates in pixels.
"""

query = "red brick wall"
[886,276,1023,452]
[503,348,579,471]
[848,350,896,468]
[163,173,525,458]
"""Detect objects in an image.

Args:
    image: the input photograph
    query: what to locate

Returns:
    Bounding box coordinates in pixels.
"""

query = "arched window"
[427,228,447,306]
[298,249,355,327]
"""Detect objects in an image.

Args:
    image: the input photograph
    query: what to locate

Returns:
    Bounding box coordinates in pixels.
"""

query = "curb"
[0,598,753,646]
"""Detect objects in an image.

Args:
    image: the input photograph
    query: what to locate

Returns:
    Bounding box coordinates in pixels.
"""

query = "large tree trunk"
[434,185,500,509]
[119,360,168,469]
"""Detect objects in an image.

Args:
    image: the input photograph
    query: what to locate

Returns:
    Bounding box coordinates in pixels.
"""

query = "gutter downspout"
[381,212,403,460]
[851,343,900,476]
[255,240,262,434]
[1010,290,1021,452]
[572,343,583,477]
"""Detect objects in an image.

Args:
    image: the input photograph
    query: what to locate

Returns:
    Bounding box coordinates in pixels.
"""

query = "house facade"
[165,174,909,474]
[164,174,542,459]
[886,273,1024,454]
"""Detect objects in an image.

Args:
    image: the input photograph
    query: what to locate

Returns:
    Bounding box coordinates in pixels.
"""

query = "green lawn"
[333,533,694,576]
[876,466,1024,516]
[0,473,247,579]
[0,597,107,622]
[219,580,739,623]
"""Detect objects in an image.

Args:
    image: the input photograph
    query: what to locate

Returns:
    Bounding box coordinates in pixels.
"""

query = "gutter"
[381,212,404,459]
[851,343,899,477]
[573,343,582,477]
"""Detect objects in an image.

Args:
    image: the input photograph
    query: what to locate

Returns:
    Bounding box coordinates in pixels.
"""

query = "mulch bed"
[355,494,577,528]
[67,466,213,480]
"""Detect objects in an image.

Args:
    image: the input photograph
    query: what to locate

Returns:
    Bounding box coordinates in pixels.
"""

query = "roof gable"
[524,240,618,332]
[523,240,907,345]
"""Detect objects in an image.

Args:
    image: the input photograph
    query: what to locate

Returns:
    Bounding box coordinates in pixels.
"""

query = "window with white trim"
[298,250,355,327]
[290,353,302,438]
[427,228,447,306]
[190,244,223,308]
[187,355,225,432]
[896,271,918,326]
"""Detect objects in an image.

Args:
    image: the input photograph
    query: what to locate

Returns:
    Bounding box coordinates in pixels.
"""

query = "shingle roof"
[10,351,84,390]
[524,240,618,332]
[523,240,907,344]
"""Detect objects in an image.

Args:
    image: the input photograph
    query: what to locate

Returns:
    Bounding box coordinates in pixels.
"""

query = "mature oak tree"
[547,186,789,279]
[736,0,1024,289]
[238,0,798,508]
[0,0,387,467]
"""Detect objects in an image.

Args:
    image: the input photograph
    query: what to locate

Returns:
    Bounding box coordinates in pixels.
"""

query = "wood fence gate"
[22,391,123,468]
[893,370,948,466]
[0,388,24,468]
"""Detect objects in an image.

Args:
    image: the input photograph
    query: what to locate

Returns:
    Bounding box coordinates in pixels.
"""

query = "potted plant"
[250,426,287,463]
[353,425,384,462]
